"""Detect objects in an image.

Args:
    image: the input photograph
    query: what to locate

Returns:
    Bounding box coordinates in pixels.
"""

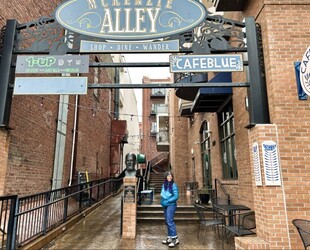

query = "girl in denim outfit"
[161,171,179,247]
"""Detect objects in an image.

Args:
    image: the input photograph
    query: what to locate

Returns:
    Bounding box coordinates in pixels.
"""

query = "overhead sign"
[299,46,310,96]
[14,77,88,95]
[80,39,179,52]
[55,0,207,41]
[170,54,243,73]
[15,55,89,74]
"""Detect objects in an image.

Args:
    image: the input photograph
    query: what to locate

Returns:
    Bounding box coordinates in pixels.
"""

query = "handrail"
[144,161,152,189]
[214,179,231,204]
[1,176,123,249]
[148,152,168,169]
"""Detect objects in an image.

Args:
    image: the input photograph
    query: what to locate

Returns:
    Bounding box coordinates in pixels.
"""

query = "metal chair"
[193,203,223,242]
[222,211,256,249]
[292,219,310,250]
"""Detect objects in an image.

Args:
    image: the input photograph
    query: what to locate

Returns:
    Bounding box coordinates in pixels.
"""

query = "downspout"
[114,67,119,119]
[68,95,78,186]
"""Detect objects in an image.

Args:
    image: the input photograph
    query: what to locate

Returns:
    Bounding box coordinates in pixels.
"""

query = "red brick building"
[168,0,310,249]
[141,76,171,165]
[0,1,127,196]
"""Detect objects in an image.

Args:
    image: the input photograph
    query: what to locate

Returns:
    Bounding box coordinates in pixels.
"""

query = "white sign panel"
[262,141,281,186]
[252,142,262,186]
[14,77,88,95]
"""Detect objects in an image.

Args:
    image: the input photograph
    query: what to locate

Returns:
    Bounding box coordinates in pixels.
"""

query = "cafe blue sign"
[55,0,207,40]
[170,55,243,73]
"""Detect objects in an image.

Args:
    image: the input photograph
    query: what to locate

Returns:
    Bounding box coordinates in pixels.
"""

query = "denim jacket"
[160,183,179,208]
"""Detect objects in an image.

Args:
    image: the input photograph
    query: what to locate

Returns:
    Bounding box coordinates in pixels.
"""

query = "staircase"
[148,172,164,193]
[137,203,199,222]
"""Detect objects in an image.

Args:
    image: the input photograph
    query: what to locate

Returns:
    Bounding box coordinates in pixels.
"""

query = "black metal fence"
[0,177,123,249]
[0,195,17,250]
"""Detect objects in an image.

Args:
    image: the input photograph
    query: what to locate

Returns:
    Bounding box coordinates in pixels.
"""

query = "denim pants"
[163,205,177,237]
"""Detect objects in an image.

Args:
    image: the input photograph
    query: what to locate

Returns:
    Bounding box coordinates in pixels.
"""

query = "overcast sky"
[124,54,171,120]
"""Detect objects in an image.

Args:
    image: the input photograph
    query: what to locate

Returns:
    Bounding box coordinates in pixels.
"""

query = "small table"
[213,204,251,225]
[140,190,153,205]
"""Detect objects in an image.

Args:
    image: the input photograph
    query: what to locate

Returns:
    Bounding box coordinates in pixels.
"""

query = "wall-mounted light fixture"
[191,148,194,155]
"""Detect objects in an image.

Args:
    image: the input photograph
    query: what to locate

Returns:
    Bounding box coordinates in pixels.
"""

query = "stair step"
[137,201,208,222]
[137,217,199,221]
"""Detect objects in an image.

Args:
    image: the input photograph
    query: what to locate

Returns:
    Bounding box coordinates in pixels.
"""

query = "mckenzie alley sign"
[55,0,207,40]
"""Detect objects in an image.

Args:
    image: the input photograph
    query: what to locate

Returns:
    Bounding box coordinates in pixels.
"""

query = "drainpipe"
[68,95,78,186]
[114,67,119,119]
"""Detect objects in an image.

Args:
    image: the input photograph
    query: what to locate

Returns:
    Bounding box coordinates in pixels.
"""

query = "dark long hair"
[164,175,174,193]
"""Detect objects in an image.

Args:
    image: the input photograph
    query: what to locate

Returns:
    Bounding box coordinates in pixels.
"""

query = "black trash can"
[199,193,210,204]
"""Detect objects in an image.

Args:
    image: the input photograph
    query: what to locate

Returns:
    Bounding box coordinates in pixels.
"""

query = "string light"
[37,96,199,122]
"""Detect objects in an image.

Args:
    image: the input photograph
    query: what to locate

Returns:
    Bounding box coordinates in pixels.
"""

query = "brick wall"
[122,177,137,239]
[0,2,115,196]
[0,130,9,195]
[248,125,290,249]
[227,1,310,249]
[244,2,310,249]
[169,91,189,186]
[170,1,310,249]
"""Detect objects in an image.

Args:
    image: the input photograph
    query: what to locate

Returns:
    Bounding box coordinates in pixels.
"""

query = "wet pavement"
[42,193,234,250]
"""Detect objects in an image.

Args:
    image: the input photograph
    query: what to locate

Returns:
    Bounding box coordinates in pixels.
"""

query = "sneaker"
[162,237,172,244]
[168,237,179,248]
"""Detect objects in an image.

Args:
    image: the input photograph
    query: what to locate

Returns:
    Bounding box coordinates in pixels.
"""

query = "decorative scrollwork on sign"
[256,23,266,78]
[15,17,80,54]
[159,11,193,28]
[190,11,246,54]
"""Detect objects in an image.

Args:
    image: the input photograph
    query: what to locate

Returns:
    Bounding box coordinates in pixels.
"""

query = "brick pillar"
[0,129,9,196]
[122,177,137,239]
[236,124,290,249]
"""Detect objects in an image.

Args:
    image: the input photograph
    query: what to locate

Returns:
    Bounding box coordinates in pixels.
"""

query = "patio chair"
[193,203,223,242]
[222,211,256,249]
[292,219,310,250]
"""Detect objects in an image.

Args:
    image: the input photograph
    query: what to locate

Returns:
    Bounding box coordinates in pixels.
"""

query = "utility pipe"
[68,95,78,186]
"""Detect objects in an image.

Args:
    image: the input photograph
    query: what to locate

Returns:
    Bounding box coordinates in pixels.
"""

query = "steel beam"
[88,61,248,67]
[245,17,270,126]
[88,82,249,89]
[0,20,16,127]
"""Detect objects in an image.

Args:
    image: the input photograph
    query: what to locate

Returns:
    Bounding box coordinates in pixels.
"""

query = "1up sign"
[55,0,207,40]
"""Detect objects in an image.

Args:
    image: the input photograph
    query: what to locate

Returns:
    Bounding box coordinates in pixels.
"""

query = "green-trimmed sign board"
[170,55,244,73]
[16,55,89,74]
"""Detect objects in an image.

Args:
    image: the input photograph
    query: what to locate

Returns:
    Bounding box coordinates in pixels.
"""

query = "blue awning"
[191,72,232,113]
[175,73,208,101]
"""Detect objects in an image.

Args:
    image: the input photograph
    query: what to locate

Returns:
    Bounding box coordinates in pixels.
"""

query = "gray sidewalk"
[43,193,234,250]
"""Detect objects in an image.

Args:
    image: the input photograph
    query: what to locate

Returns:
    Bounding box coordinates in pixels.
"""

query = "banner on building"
[252,142,262,186]
[262,141,281,186]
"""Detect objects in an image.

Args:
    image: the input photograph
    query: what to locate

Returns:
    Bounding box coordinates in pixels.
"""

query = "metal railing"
[0,195,17,250]
[214,179,231,205]
[0,177,123,249]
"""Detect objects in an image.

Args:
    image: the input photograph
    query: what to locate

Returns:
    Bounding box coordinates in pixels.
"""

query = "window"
[200,122,212,188]
[151,122,157,135]
[218,101,238,179]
